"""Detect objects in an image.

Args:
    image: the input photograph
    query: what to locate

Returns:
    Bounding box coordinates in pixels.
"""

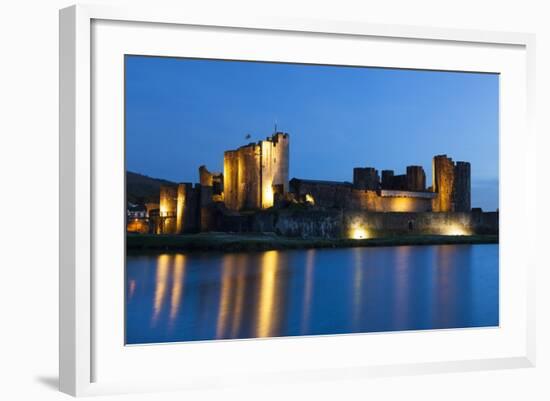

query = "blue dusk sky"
[126,56,499,211]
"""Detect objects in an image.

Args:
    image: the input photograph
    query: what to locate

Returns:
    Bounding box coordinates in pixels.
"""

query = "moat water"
[126,244,499,344]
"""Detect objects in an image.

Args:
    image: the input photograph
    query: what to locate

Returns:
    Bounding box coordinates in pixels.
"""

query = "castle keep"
[223,132,289,211]
[130,131,496,238]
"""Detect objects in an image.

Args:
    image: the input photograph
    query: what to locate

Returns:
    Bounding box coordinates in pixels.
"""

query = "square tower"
[223,132,289,211]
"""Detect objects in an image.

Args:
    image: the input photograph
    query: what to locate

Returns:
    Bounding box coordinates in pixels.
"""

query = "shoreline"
[127,232,499,253]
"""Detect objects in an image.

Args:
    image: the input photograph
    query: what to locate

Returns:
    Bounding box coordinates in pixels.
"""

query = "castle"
[136,132,496,238]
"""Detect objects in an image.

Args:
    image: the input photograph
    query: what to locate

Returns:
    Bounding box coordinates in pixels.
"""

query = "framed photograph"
[59,4,536,396]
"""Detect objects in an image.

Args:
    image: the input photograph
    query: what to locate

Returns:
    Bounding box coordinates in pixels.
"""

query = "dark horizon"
[126,56,499,211]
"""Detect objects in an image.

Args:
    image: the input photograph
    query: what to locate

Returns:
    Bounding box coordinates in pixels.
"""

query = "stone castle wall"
[238,144,262,210]
[266,133,289,194]
[453,161,471,212]
[223,132,289,211]
[290,179,433,212]
[406,166,426,191]
[353,167,379,190]
[159,185,178,234]
[199,165,214,187]
[223,150,240,211]
[199,165,224,198]
[216,209,498,238]
[290,179,353,209]
[157,183,210,234]
[344,210,497,237]
[432,155,471,212]
[349,190,433,212]
[381,170,394,188]
[224,143,262,210]
[177,183,200,234]
[432,155,455,212]
[254,209,343,238]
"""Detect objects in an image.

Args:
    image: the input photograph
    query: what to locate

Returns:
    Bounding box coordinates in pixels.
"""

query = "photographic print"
[125,56,499,345]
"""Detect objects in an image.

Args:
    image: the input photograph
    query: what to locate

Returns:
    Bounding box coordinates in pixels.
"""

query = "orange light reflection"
[257,250,279,338]
[152,254,170,325]
[169,254,186,325]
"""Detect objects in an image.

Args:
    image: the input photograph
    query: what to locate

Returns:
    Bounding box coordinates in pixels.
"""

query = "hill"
[126,171,176,205]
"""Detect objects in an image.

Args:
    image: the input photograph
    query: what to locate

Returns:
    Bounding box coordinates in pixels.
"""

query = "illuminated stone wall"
[289,178,433,212]
[432,155,471,212]
[432,155,455,212]
[159,184,178,234]
[199,165,214,186]
[288,155,466,214]
[349,190,433,212]
[223,132,289,211]
[289,179,353,209]
[199,165,224,201]
[267,133,289,194]
[223,150,240,210]
[260,140,275,209]
[238,143,262,209]
[159,183,202,234]
[217,209,498,238]
[343,210,497,238]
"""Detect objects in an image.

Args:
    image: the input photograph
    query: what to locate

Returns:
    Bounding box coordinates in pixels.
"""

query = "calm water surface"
[126,244,498,344]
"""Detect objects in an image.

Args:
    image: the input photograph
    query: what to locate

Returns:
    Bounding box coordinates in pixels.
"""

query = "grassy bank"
[127,232,499,253]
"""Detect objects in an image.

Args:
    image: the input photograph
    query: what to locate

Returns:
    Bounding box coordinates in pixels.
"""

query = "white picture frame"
[59,4,536,397]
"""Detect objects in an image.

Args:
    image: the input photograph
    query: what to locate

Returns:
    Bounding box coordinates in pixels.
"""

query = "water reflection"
[393,246,412,329]
[126,244,499,344]
[151,254,170,326]
[128,279,136,301]
[216,254,241,339]
[433,245,474,327]
[169,254,186,325]
[301,249,315,333]
[352,248,364,329]
[256,250,280,338]
[230,256,246,338]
